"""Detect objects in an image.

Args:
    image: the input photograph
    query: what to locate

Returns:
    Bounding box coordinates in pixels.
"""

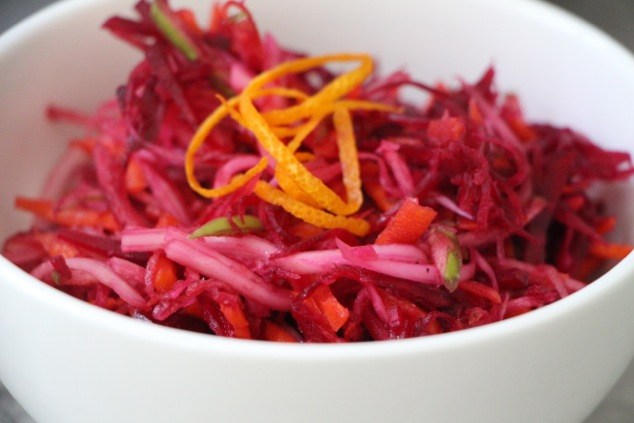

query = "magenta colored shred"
[2,0,633,342]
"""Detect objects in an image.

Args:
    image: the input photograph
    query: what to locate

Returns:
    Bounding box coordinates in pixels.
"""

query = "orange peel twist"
[185,53,399,236]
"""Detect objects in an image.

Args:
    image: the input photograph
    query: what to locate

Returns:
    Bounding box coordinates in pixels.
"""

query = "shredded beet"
[3,0,633,342]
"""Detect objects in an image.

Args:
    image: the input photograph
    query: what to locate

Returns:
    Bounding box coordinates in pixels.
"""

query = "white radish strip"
[201,235,280,259]
[164,239,292,311]
[32,258,146,308]
[274,244,440,284]
[120,227,168,252]
[67,258,146,308]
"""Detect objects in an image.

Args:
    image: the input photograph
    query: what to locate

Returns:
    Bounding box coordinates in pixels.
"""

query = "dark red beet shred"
[3,0,633,342]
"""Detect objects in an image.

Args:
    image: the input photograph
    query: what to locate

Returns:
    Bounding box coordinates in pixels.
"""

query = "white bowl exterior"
[1,1,634,422]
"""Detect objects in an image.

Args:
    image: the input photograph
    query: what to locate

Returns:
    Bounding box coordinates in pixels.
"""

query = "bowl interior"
[1,0,634,350]
[2,1,634,422]
[1,0,634,353]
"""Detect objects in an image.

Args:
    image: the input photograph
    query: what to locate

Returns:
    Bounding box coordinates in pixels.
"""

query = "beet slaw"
[2,0,633,342]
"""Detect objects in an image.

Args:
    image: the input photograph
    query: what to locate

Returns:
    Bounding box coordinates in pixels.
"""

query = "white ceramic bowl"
[2,1,634,422]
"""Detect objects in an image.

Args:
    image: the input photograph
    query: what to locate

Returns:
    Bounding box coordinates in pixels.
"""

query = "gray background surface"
[1,0,633,422]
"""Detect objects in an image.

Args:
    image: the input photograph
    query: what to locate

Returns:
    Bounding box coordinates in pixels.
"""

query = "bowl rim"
[2,0,634,360]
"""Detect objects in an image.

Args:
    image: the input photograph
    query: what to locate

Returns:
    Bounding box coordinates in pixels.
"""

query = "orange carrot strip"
[311,284,350,332]
[34,232,80,259]
[375,198,437,245]
[595,216,617,235]
[590,242,633,260]
[125,157,147,194]
[16,197,119,231]
[15,197,53,218]
[53,208,120,232]
[219,304,252,339]
[149,252,178,293]
[263,321,297,342]
[458,280,502,304]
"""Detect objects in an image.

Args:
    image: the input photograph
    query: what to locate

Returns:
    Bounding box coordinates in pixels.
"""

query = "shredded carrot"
[468,98,483,125]
[288,221,326,239]
[185,54,400,237]
[375,198,437,245]
[149,252,178,293]
[183,302,203,319]
[577,255,604,280]
[563,194,585,212]
[219,303,252,339]
[360,161,396,212]
[155,213,182,228]
[176,9,203,35]
[457,219,480,232]
[15,197,120,232]
[15,197,52,217]
[54,209,120,232]
[590,242,633,260]
[69,138,96,155]
[504,307,532,319]
[124,157,147,194]
[363,179,396,212]
[595,216,617,235]
[34,233,80,259]
[458,280,502,304]
[263,321,297,342]
[310,284,350,332]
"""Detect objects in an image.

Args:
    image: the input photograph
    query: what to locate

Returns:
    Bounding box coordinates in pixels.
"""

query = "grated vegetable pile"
[3,0,633,342]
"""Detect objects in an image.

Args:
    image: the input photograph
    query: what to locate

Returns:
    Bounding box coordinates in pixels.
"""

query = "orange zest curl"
[185,53,399,236]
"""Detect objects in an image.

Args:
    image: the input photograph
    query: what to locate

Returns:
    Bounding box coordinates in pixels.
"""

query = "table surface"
[1,0,634,422]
